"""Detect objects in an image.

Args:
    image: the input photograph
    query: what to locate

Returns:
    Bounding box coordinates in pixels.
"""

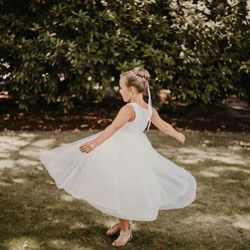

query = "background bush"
[0,0,249,112]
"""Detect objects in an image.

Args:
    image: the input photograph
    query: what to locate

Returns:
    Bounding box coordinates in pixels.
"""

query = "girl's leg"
[119,218,130,232]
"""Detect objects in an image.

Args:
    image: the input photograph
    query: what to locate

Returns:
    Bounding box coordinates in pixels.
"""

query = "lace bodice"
[118,102,153,134]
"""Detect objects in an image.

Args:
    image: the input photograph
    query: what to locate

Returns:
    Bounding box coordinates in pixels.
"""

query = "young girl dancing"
[39,66,197,248]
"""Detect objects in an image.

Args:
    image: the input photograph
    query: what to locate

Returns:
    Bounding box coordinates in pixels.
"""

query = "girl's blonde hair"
[120,66,150,95]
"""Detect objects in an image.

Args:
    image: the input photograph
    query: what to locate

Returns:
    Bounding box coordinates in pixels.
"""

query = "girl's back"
[119,102,153,134]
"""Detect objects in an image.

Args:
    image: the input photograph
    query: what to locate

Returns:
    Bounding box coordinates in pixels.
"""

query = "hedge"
[0,0,249,112]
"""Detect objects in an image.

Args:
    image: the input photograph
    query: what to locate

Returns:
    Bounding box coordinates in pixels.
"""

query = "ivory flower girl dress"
[39,99,197,221]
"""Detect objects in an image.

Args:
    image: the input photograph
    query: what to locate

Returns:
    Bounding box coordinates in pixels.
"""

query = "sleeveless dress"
[39,102,197,221]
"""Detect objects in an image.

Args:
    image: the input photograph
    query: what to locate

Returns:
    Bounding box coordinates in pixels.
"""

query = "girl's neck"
[130,96,145,105]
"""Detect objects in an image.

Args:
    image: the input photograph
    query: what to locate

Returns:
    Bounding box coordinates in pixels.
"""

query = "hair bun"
[131,67,150,94]
[132,67,150,81]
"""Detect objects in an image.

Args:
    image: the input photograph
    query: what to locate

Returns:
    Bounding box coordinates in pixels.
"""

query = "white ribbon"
[146,82,152,131]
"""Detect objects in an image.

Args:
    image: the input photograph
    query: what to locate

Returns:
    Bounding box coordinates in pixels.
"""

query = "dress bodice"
[118,102,153,134]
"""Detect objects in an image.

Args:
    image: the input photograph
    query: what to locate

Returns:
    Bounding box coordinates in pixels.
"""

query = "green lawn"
[0,129,249,250]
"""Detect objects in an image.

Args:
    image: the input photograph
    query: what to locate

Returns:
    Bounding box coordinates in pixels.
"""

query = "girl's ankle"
[120,229,130,234]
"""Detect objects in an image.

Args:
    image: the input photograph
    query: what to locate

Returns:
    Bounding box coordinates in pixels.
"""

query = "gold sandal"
[111,228,133,247]
[106,221,132,236]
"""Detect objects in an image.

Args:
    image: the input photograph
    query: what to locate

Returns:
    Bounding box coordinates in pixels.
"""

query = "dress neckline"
[130,102,149,110]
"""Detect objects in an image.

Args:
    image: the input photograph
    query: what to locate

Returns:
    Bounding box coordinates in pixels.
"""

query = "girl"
[39,67,197,248]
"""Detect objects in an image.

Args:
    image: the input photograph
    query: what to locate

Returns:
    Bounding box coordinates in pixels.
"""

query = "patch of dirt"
[0,96,250,132]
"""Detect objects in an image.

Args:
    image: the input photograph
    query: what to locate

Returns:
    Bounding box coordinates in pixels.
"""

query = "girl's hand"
[176,132,185,144]
[79,140,97,153]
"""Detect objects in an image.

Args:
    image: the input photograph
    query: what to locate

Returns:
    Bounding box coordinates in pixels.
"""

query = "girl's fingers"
[79,146,91,153]
[79,143,94,153]
[79,146,86,152]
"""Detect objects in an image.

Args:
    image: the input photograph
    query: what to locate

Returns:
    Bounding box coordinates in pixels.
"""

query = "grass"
[0,129,249,250]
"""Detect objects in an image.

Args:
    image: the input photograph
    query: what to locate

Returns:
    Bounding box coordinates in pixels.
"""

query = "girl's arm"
[151,107,185,143]
[92,105,133,146]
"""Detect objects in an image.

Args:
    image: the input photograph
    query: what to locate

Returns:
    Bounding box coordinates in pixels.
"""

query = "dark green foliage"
[0,0,249,112]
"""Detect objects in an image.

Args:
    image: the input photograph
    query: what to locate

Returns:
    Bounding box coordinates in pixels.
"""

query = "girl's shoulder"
[118,103,135,114]
[124,102,134,107]
[124,102,135,111]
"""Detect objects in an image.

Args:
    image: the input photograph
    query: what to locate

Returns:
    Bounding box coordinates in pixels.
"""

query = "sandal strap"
[120,229,131,235]
[108,222,120,233]
[107,221,132,237]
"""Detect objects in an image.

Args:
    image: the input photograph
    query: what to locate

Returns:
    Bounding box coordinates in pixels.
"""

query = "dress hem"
[40,153,160,222]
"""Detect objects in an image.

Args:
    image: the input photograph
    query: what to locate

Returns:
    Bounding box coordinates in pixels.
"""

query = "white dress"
[39,102,197,221]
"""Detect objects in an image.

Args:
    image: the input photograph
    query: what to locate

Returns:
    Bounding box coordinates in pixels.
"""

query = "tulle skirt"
[39,130,197,221]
